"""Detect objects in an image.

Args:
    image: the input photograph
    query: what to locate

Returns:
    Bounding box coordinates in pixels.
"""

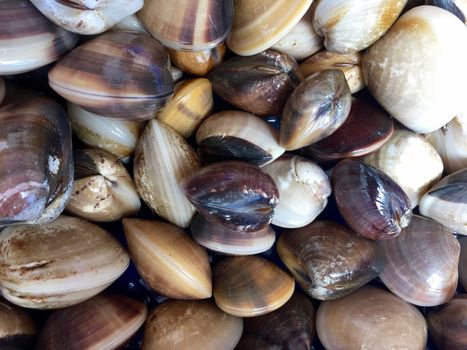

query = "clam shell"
[167,43,226,77]
[333,159,412,240]
[0,216,129,309]
[157,79,213,138]
[460,237,467,290]
[380,215,460,307]
[196,110,285,166]
[262,155,331,228]
[280,70,351,151]
[134,119,200,228]
[142,299,243,350]
[181,161,279,232]
[362,5,467,133]
[110,14,149,34]
[0,300,36,350]
[316,286,427,350]
[227,0,313,56]
[48,32,174,120]
[277,221,385,300]
[208,49,301,116]
[190,214,275,255]
[36,294,147,350]
[0,0,78,75]
[426,0,467,23]
[123,219,212,299]
[213,256,295,317]
[138,0,234,51]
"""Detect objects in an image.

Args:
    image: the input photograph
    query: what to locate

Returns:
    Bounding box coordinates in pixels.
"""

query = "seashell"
[30,0,143,35]
[142,299,243,350]
[316,286,427,350]
[427,295,467,349]
[280,70,352,151]
[364,129,443,208]
[190,214,275,255]
[36,294,147,350]
[123,219,212,299]
[0,98,73,226]
[208,49,302,116]
[236,291,315,350]
[0,78,4,105]
[66,149,140,222]
[157,78,213,138]
[213,256,295,317]
[167,43,226,77]
[0,300,36,350]
[138,0,234,51]
[262,155,331,228]
[227,0,313,56]
[460,237,467,290]
[299,50,365,93]
[68,102,144,163]
[110,14,149,34]
[134,119,200,228]
[0,0,78,75]
[196,111,285,166]
[48,31,174,120]
[333,159,412,240]
[419,168,467,235]
[362,5,467,133]
[0,215,129,309]
[304,98,394,161]
[380,215,459,307]
[426,0,467,23]
[277,221,385,300]
[181,161,279,232]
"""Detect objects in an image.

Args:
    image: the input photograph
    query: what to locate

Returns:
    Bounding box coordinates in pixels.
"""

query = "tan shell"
[0,300,36,348]
[167,43,226,77]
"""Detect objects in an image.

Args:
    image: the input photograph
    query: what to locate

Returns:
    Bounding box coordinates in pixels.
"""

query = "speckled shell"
[134,119,200,228]
[167,43,226,77]
[36,294,147,350]
[142,300,243,350]
[0,0,78,75]
[427,0,467,23]
[362,5,467,133]
[0,216,129,309]
[123,219,212,300]
[0,300,36,350]
[48,31,174,120]
[213,256,295,317]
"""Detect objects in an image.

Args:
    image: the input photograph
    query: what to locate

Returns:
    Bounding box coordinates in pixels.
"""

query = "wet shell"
[426,0,467,23]
[190,214,275,255]
[157,78,213,138]
[316,286,427,350]
[0,216,129,309]
[208,49,301,116]
[0,0,78,75]
[280,70,351,151]
[167,43,226,77]
[227,0,313,56]
[36,294,147,350]
[66,149,141,222]
[196,111,285,166]
[182,161,279,232]
[0,300,36,350]
[142,299,243,350]
[380,215,460,307]
[123,219,212,299]
[263,155,331,228]
[333,159,412,240]
[110,14,149,34]
[138,0,234,51]
[134,119,200,228]
[213,256,295,317]
[460,237,467,290]
[277,221,385,300]
[0,98,73,226]
[48,31,174,120]
[362,5,467,133]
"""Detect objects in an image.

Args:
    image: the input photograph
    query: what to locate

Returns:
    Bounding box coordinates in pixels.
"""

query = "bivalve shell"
[110,14,149,34]
[426,0,467,23]
[167,43,226,77]
[0,300,36,350]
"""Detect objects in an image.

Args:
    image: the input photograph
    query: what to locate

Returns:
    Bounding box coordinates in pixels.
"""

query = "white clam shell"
[110,14,149,34]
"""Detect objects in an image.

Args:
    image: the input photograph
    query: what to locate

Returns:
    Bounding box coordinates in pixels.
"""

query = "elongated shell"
[167,43,226,77]
[134,119,200,228]
[0,216,129,309]
[0,300,36,350]
[426,0,467,23]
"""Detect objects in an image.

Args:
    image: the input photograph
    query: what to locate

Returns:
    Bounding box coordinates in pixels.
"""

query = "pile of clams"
[0,0,466,348]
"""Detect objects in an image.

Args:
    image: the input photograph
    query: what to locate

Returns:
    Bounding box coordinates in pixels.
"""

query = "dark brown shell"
[0,300,36,350]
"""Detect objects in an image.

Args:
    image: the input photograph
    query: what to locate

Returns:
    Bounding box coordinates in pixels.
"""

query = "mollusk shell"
[362,5,467,133]
[167,43,226,77]
[111,14,149,34]
[48,31,174,120]
[0,0,78,75]
[0,300,36,350]
[0,216,129,309]
[333,159,412,240]
[182,161,279,232]
[213,256,295,317]
[426,0,467,23]
[138,0,234,51]
[380,215,460,307]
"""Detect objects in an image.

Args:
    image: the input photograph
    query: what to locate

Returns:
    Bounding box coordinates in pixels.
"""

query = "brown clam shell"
[167,43,226,76]
[0,300,36,350]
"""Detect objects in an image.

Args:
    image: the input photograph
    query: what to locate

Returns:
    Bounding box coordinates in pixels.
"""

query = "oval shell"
[167,43,226,77]
[0,300,36,350]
